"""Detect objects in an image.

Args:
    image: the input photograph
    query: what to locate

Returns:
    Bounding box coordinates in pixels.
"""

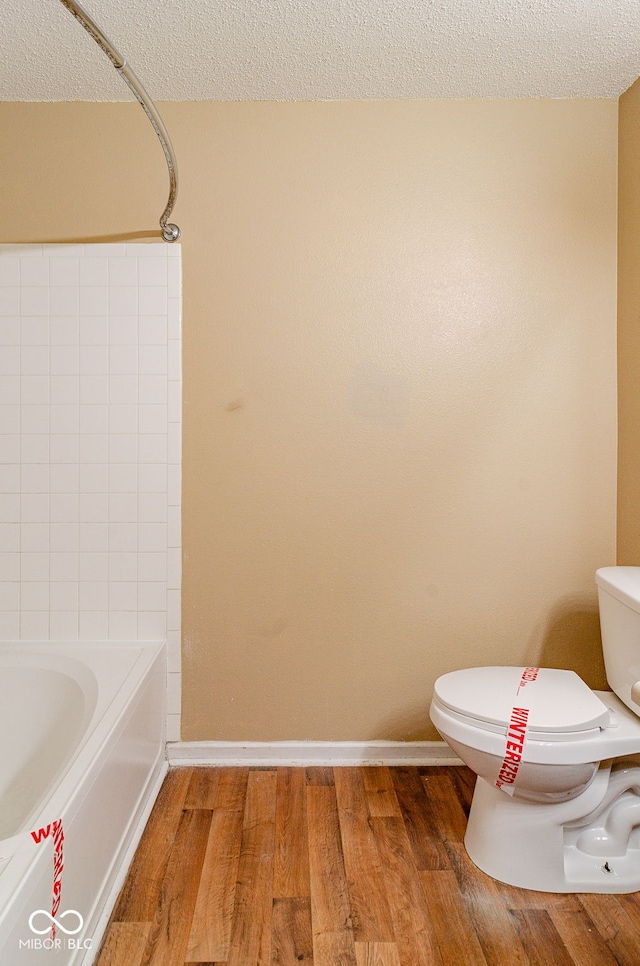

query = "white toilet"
[430,566,640,893]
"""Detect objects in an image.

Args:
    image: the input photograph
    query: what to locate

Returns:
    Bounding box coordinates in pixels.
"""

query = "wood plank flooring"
[95,766,640,966]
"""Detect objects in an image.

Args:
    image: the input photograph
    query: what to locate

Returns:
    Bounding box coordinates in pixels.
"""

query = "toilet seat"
[433,666,610,740]
[431,671,640,765]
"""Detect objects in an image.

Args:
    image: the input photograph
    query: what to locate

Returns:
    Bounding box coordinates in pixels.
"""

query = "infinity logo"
[28,909,84,935]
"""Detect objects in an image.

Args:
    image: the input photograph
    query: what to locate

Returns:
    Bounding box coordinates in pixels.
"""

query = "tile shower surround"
[0,243,181,740]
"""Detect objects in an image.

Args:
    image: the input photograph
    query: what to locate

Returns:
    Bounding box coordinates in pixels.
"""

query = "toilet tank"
[596,567,640,714]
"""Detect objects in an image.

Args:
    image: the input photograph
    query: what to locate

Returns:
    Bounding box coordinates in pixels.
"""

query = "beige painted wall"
[0,99,618,740]
[618,77,640,564]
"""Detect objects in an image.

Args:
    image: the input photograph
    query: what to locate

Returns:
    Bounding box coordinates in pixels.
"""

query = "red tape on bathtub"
[495,667,540,796]
[0,818,64,940]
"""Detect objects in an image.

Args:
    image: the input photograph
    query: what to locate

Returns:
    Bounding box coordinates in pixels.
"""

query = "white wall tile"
[18,554,43,579]
[79,552,108,581]
[0,289,20,315]
[0,612,20,639]
[140,434,167,463]
[138,256,167,287]
[0,493,20,523]
[166,671,181,714]
[21,465,49,495]
[79,287,109,316]
[20,611,49,639]
[0,348,20,376]
[49,553,79,580]
[109,581,137,610]
[49,494,79,523]
[0,319,20,345]
[0,581,20,610]
[108,610,138,638]
[50,435,79,464]
[138,581,166,610]
[109,405,138,435]
[139,288,168,317]
[79,610,108,640]
[1,243,181,736]
[50,464,79,494]
[139,315,168,346]
[0,553,20,580]
[49,287,78,316]
[110,375,137,405]
[108,493,138,522]
[139,405,167,435]
[166,629,181,672]
[79,316,109,346]
[79,405,108,435]
[21,375,49,406]
[138,610,167,638]
[21,317,49,345]
[0,523,20,551]
[109,287,137,316]
[50,582,79,611]
[79,463,108,493]
[79,580,108,611]
[50,405,80,434]
[139,375,167,405]
[79,493,108,523]
[0,259,20,286]
[108,522,137,552]
[79,523,108,552]
[108,551,137,581]
[108,435,137,463]
[138,553,167,582]
[109,257,137,287]
[50,346,79,375]
[50,258,79,288]
[0,464,20,493]
[20,523,49,552]
[0,406,20,436]
[21,347,49,375]
[21,436,49,463]
[50,317,79,345]
[166,714,181,742]
[79,258,108,287]
[21,494,49,522]
[139,465,166,494]
[0,435,20,462]
[80,346,109,375]
[50,523,78,552]
[51,376,79,406]
[109,317,138,346]
[21,288,49,316]
[21,582,49,610]
[79,434,109,464]
[20,258,49,287]
[50,611,79,640]
[139,346,167,375]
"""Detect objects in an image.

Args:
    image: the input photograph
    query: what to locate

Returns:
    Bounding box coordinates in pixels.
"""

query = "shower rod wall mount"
[58,0,180,242]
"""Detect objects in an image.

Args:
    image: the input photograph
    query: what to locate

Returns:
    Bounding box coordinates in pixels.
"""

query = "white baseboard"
[166,739,462,767]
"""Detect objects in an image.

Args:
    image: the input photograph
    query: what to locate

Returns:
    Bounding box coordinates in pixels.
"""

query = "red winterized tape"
[495,667,540,795]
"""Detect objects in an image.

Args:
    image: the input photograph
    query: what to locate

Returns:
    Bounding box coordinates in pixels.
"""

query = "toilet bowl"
[429,566,640,893]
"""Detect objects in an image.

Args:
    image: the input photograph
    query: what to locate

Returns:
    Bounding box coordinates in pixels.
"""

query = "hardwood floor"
[95,766,640,966]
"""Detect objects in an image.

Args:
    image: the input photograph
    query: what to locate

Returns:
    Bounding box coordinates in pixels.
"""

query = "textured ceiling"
[2,0,640,101]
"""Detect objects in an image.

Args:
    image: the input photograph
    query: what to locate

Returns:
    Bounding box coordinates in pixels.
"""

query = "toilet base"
[465,762,640,893]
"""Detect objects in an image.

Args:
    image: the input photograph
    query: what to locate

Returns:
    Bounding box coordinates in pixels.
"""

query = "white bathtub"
[0,641,167,965]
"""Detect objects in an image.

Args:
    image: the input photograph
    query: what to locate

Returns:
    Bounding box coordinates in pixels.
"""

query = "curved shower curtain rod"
[58,0,180,242]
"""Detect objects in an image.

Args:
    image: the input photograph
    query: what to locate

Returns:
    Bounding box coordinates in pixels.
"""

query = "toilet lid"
[434,666,610,735]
